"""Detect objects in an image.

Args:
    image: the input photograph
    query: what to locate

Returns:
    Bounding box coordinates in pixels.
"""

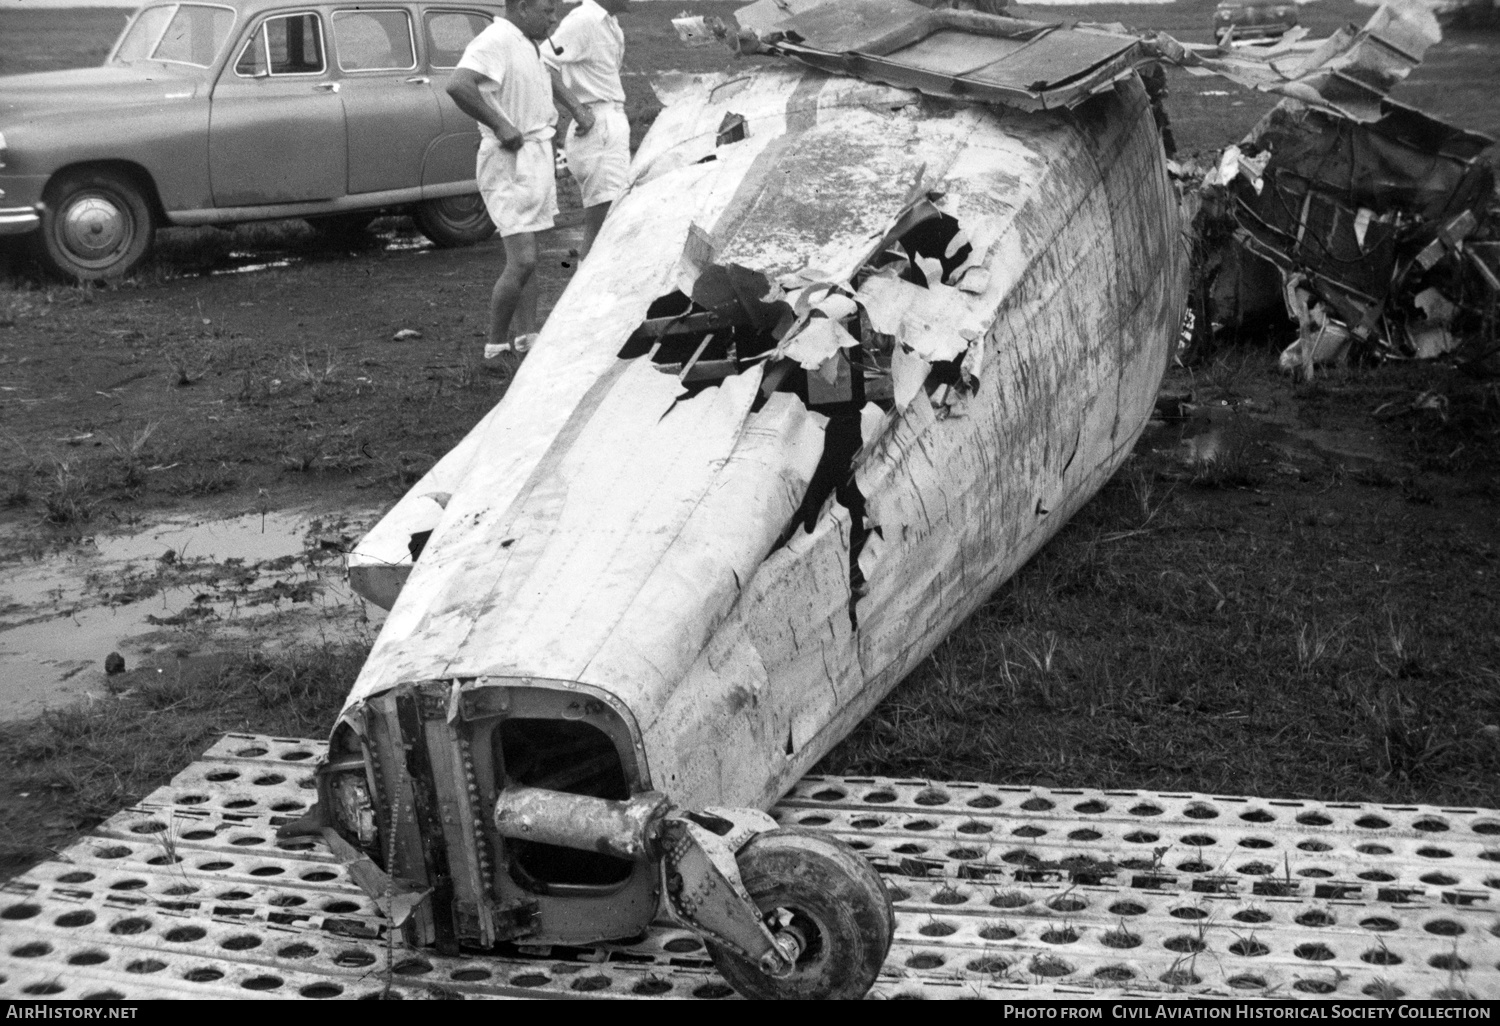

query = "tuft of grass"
[164,345,212,387]
[102,420,160,488]
[286,347,340,398]
[1189,415,1263,489]
[40,459,96,525]
[173,464,239,496]
[3,443,40,507]
[0,640,369,878]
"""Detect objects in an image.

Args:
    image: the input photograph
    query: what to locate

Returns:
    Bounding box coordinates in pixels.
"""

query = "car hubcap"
[61,195,128,261]
[434,194,484,224]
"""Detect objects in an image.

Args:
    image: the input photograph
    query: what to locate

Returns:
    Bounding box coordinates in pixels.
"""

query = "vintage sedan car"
[0,0,503,281]
[1212,1,1300,45]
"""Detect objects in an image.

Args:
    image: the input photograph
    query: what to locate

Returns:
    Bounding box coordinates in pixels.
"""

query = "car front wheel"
[412,194,494,248]
[34,169,155,282]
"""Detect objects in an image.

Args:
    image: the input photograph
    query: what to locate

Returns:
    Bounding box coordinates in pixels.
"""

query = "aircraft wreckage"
[293,0,1445,1000]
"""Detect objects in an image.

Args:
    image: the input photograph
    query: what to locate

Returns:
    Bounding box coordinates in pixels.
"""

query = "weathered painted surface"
[339,60,1188,948]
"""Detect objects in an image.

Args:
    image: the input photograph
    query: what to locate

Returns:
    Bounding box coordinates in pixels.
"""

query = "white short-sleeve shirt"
[541,0,625,105]
[457,17,556,143]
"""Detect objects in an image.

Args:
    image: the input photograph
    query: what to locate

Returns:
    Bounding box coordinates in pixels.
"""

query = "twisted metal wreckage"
[1182,3,1498,371]
[286,0,1453,999]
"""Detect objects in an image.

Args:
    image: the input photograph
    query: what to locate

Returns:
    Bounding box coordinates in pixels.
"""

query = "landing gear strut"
[491,788,894,1000]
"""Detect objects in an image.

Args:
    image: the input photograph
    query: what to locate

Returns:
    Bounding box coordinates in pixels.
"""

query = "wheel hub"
[61,195,127,260]
[434,195,484,220]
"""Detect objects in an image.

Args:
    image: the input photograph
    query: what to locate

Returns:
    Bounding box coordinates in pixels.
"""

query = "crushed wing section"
[729,0,1443,124]
[1149,0,1443,122]
[735,0,1144,111]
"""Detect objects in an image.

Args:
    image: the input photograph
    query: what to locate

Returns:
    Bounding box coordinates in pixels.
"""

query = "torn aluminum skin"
[335,50,1190,970]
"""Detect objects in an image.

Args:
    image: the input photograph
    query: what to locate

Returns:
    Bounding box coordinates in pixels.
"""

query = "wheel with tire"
[706,828,894,1000]
[412,194,494,247]
[34,168,154,282]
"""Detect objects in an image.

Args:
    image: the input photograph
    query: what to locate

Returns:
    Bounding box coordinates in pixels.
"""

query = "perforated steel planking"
[2,734,1498,1000]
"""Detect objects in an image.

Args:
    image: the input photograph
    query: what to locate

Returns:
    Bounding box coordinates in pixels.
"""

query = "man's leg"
[488,231,539,347]
[580,202,610,259]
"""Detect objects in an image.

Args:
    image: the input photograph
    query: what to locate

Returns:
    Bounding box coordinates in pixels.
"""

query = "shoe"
[483,342,512,359]
[512,333,539,354]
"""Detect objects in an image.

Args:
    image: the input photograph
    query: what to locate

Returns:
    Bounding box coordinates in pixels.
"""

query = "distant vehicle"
[0,0,503,281]
[1214,1,1300,44]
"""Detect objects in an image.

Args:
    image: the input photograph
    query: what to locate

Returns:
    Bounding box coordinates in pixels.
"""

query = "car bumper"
[0,206,40,235]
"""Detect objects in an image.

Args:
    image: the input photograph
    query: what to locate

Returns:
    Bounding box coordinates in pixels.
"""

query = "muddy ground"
[0,3,1498,876]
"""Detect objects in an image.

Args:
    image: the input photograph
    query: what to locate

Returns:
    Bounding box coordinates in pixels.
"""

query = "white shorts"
[477,137,558,237]
[565,103,630,208]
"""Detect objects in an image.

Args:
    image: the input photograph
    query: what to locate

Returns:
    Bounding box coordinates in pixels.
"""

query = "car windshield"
[111,3,236,68]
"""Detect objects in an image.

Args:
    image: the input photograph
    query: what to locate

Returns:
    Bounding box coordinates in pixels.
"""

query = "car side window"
[424,10,491,69]
[234,12,326,77]
[152,5,237,66]
[334,10,416,72]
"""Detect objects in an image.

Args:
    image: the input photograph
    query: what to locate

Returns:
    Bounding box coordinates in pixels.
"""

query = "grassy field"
[821,361,1500,806]
[1,0,1497,878]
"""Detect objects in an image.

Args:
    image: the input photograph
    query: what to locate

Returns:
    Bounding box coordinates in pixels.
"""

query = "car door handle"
[405,76,430,85]
[314,81,339,93]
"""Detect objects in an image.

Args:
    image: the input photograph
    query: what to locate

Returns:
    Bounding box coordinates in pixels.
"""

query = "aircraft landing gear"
[491,789,894,1000]
[700,827,894,1000]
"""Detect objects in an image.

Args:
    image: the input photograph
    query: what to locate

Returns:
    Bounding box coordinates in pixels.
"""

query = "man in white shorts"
[447,0,594,354]
[543,0,632,258]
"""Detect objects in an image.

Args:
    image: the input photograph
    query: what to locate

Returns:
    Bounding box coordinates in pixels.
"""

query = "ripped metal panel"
[737,0,1445,127]
[3,737,1496,1001]
[644,501,858,808]
[854,79,1184,684]
[1210,95,1495,359]
[738,0,1142,111]
[1149,0,1443,122]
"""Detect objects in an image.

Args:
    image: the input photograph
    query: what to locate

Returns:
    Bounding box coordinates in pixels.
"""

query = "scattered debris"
[392,328,423,341]
[1203,96,1497,375]
[1176,0,1499,374]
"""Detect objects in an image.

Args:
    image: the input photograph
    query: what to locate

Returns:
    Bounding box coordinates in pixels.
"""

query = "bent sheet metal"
[733,0,1444,121]
[318,0,1453,1001]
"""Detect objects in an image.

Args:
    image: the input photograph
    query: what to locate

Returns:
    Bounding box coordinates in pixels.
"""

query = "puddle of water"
[1146,396,1397,475]
[0,509,384,723]
[375,232,435,253]
[173,228,437,279]
[210,258,295,276]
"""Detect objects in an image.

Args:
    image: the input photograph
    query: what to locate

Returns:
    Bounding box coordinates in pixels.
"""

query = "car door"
[330,6,442,196]
[419,6,496,186]
[208,10,347,206]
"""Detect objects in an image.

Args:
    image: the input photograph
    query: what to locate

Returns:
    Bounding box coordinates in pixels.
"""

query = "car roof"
[160,0,505,21]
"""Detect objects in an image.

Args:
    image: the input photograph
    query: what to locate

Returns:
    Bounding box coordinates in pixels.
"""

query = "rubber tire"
[34,168,154,283]
[412,194,495,248]
[705,828,895,1000]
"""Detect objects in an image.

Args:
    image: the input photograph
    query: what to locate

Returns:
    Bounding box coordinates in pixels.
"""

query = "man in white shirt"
[447,0,593,354]
[543,0,632,258]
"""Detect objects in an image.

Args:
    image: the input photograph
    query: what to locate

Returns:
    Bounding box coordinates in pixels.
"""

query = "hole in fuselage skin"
[496,718,633,888]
